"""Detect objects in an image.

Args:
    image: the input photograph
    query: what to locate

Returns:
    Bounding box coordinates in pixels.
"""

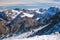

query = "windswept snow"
[27,8,38,10]
[36,18,40,20]
[3,33,60,40]
[11,10,22,20]
[21,12,34,17]
[36,10,41,14]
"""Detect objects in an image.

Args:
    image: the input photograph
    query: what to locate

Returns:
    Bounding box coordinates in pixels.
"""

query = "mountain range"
[0,7,60,39]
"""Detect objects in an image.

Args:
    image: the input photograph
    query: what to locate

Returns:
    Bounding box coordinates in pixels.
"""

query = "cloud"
[0,0,60,6]
[53,0,60,2]
[0,0,36,6]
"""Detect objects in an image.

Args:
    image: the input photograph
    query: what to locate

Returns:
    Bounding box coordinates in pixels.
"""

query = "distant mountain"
[45,7,60,15]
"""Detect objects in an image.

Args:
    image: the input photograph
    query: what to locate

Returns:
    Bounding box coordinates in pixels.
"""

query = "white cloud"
[0,0,60,6]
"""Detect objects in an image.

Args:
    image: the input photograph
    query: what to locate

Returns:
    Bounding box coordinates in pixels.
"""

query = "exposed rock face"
[0,20,9,37]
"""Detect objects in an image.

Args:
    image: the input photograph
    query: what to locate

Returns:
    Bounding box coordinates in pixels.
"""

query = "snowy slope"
[3,33,60,40]
[20,12,34,17]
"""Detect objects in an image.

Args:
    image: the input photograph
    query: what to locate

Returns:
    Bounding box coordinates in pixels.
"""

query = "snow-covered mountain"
[0,7,60,40]
[45,7,60,15]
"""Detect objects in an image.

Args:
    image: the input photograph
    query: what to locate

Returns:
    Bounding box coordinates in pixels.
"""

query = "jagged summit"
[45,7,60,15]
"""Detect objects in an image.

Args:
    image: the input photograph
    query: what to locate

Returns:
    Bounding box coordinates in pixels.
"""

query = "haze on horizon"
[0,0,60,6]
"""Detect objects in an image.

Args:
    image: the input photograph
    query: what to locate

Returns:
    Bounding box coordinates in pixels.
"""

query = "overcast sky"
[0,0,60,6]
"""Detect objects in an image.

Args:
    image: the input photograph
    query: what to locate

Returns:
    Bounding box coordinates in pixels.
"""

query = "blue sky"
[0,0,60,8]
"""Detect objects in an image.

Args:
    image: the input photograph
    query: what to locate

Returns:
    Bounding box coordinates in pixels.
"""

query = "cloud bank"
[0,0,60,6]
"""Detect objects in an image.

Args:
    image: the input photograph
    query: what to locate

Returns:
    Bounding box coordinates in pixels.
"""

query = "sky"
[0,0,60,8]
